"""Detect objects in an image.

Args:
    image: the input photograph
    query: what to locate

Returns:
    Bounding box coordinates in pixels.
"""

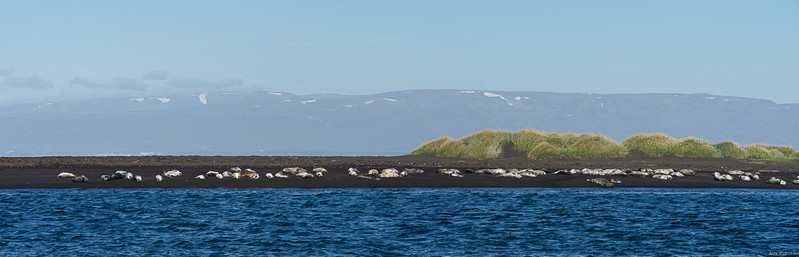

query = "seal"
[282,167,306,175]
[403,168,424,174]
[296,171,314,178]
[163,170,182,178]
[57,172,76,178]
[241,168,260,180]
[111,171,126,180]
[587,178,614,188]
[767,177,786,185]
[678,169,696,176]
[652,174,673,180]
[367,169,379,176]
[499,173,522,179]
[713,172,733,181]
[72,175,89,183]
[348,168,359,176]
[378,168,401,178]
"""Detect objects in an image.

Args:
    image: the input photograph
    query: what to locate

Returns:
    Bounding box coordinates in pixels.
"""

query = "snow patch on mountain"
[198,93,208,105]
[268,92,283,96]
[383,98,398,102]
[132,97,145,102]
[157,98,171,103]
[483,92,513,106]
[301,99,317,104]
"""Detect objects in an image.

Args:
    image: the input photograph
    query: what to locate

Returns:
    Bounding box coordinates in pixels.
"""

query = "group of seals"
[346,167,424,180]
[54,167,798,187]
[98,170,142,182]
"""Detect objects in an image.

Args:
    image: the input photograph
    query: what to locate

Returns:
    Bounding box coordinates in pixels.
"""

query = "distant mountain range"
[1,90,796,156]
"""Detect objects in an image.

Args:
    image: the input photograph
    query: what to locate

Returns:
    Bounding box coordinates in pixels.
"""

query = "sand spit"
[0,155,797,189]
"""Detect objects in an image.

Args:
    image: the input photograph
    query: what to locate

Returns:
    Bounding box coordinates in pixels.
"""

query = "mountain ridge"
[1,89,796,156]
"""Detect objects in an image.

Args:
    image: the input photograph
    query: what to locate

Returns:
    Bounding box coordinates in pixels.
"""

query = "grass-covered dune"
[410,129,799,162]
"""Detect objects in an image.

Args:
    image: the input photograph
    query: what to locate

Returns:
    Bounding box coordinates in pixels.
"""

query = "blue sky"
[0,1,797,104]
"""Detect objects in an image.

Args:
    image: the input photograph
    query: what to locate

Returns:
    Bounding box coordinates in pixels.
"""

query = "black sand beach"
[1,154,797,189]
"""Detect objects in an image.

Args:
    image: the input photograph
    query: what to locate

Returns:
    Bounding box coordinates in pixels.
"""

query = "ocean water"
[1,188,798,256]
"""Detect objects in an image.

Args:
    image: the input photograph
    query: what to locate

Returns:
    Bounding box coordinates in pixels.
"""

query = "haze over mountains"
[1,90,796,157]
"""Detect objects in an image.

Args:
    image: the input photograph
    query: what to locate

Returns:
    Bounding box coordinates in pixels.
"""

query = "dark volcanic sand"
[0,154,797,189]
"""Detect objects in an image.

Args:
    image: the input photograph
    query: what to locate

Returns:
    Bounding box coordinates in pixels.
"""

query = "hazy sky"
[1,1,797,104]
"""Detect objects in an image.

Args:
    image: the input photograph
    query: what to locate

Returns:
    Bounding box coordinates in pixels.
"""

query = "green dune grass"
[410,129,798,162]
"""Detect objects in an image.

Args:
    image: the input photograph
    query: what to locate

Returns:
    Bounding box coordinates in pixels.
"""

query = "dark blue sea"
[2,188,798,256]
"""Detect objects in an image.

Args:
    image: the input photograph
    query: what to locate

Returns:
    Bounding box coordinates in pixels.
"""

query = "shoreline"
[1,155,797,189]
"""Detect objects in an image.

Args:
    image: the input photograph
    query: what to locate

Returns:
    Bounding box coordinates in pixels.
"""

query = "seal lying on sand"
[348,168,359,176]
[587,178,615,188]
[57,172,76,178]
[282,167,306,175]
[313,167,328,177]
[241,168,260,180]
[767,177,787,185]
[378,168,402,178]
[714,172,733,181]
[72,175,89,183]
[111,171,126,180]
[163,170,182,178]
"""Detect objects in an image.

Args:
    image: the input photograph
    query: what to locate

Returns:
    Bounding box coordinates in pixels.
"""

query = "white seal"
[57,172,76,178]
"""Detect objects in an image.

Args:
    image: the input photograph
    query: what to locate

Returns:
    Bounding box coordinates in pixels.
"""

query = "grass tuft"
[621,133,678,157]
[714,141,747,159]
[460,129,513,159]
[527,142,569,160]
[568,134,628,158]
[411,129,798,161]
[744,145,784,160]
[672,138,719,158]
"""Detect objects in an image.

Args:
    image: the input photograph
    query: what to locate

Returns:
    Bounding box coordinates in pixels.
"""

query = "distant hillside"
[0,90,797,156]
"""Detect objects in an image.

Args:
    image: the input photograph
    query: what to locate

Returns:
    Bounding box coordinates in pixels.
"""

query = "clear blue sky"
[0,0,797,104]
